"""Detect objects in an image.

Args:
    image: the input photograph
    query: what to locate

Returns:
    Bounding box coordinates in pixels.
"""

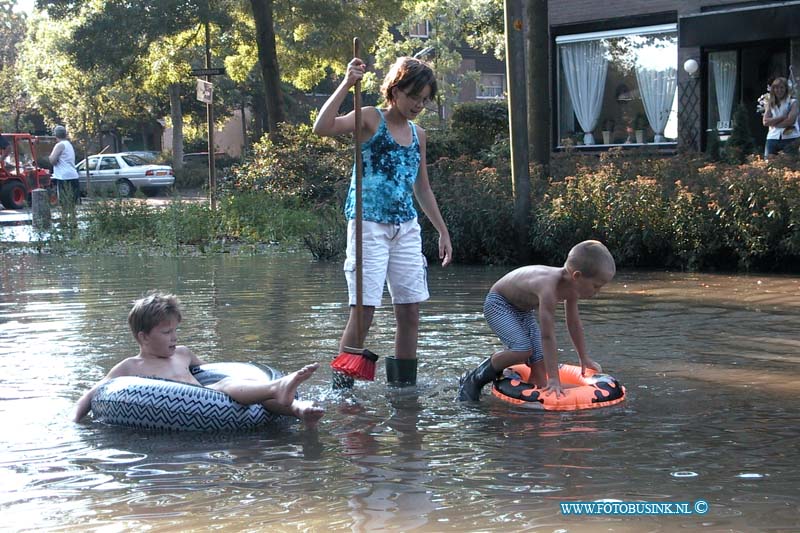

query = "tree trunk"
[252,92,267,141]
[168,83,184,171]
[504,0,531,261]
[525,0,550,170]
[250,0,285,139]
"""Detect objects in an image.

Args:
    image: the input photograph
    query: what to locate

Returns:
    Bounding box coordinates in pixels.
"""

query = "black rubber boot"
[386,357,418,387]
[457,357,501,401]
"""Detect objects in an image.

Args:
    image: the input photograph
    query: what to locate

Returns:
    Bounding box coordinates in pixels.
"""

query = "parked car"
[119,150,162,163]
[183,151,222,161]
[183,152,231,171]
[179,152,236,188]
[75,153,174,197]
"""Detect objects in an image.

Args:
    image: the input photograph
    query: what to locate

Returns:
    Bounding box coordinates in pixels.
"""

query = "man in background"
[48,125,80,204]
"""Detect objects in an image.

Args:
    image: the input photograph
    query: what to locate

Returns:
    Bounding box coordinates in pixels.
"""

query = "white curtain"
[710,51,737,130]
[636,67,677,142]
[559,80,576,143]
[560,41,608,145]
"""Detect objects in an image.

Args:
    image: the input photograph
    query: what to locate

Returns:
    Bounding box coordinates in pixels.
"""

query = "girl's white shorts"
[344,218,429,307]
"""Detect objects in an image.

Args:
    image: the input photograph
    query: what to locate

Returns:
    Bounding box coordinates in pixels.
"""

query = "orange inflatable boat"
[491,364,626,411]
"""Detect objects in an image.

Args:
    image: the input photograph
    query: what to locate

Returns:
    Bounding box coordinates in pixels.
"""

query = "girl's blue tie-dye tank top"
[345,108,420,224]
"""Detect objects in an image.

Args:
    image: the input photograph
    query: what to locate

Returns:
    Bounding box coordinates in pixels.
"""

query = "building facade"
[548,0,800,152]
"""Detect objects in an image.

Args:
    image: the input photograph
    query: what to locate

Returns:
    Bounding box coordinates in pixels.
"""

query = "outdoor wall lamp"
[683,58,699,78]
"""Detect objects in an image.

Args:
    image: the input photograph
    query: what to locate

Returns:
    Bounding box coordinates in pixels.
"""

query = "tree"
[33,0,265,166]
[36,0,407,141]
[18,11,120,144]
[370,0,489,128]
[0,0,36,131]
[250,0,285,136]
[31,0,512,146]
[503,0,530,261]
[525,0,549,169]
[273,0,406,91]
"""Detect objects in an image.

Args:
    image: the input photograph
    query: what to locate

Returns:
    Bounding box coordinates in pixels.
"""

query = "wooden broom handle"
[353,37,364,347]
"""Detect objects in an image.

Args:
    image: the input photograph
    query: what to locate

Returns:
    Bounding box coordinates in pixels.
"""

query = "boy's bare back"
[490,265,566,312]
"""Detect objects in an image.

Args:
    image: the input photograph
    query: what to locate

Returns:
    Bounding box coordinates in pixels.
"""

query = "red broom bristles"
[331,348,378,381]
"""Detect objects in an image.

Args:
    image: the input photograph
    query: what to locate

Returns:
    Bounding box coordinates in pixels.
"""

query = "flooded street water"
[0,252,798,532]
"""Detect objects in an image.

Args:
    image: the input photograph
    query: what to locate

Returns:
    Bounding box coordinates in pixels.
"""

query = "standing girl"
[313,56,452,386]
[762,77,799,158]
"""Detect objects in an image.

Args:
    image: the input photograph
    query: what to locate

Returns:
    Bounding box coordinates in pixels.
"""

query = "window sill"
[555,142,678,153]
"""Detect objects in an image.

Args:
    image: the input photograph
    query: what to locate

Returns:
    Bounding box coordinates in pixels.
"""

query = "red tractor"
[0,133,57,210]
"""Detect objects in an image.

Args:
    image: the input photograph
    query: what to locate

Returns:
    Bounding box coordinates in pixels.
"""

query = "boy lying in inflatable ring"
[73,291,325,427]
[458,240,616,401]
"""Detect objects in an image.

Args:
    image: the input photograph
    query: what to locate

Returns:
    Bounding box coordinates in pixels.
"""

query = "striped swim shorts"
[483,291,544,364]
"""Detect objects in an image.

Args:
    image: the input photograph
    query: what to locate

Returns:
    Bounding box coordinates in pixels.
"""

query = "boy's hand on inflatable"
[543,378,565,398]
[581,358,602,376]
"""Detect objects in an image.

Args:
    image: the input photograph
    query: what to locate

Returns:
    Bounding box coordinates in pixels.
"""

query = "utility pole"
[205,19,216,210]
[504,0,531,260]
[241,95,248,158]
[526,0,551,170]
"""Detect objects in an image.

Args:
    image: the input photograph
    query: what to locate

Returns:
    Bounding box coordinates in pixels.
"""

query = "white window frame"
[409,20,430,38]
[555,23,678,148]
[554,23,677,44]
[477,73,505,99]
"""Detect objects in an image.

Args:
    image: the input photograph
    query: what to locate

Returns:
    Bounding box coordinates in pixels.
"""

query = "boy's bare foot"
[292,400,325,428]
[273,363,319,406]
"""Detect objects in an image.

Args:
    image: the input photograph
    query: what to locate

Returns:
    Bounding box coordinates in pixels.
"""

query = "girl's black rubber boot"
[386,357,418,387]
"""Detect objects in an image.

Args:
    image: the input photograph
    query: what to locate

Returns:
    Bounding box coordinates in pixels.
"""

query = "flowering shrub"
[420,157,517,264]
[532,173,672,267]
[535,153,800,271]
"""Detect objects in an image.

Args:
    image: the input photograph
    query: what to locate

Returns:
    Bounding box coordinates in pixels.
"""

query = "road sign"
[191,67,226,77]
[196,79,213,104]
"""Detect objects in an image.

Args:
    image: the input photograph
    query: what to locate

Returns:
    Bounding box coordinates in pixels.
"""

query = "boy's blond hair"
[565,240,616,279]
[128,291,182,339]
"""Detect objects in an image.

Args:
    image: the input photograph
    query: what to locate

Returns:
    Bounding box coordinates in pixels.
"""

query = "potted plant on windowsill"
[601,118,615,144]
[634,114,647,144]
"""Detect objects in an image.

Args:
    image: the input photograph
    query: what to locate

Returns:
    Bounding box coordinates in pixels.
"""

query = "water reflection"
[0,254,798,531]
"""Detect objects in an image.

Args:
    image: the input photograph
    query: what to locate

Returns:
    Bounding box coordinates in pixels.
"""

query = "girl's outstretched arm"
[413,127,452,266]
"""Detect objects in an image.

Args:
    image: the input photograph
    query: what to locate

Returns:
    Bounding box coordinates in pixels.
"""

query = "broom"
[331,37,378,381]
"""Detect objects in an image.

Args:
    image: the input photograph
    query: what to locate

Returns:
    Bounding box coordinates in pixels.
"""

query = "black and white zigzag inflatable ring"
[91,362,294,431]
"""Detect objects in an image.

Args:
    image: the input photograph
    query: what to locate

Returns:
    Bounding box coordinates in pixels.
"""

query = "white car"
[76,153,175,197]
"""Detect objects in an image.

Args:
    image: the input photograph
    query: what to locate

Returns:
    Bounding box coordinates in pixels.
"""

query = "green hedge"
[62,121,800,272]
[222,122,350,205]
[427,101,509,165]
[420,157,517,264]
[534,152,800,271]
